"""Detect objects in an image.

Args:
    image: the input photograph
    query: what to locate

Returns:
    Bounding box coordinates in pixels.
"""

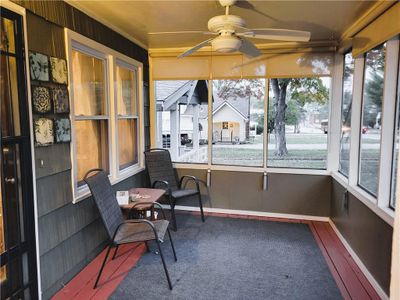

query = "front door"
[1,7,38,299]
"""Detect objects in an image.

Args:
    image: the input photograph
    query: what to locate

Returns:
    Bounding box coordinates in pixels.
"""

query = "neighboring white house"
[199,100,249,144]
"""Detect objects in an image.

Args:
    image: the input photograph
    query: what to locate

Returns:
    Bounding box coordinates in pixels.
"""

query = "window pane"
[116,65,137,116]
[0,17,15,53]
[1,55,21,137]
[155,80,208,164]
[267,77,330,169]
[72,50,106,116]
[2,144,25,247]
[390,67,400,210]
[75,120,109,184]
[118,119,138,169]
[0,265,6,284]
[358,43,386,196]
[212,79,265,167]
[339,53,354,176]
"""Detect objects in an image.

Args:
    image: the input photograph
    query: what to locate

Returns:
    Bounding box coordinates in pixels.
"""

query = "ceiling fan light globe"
[212,35,242,53]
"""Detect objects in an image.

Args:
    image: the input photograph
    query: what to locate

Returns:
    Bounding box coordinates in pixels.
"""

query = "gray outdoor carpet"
[111,214,342,300]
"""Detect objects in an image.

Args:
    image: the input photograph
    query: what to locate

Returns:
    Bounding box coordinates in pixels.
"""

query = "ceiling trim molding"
[65,0,148,50]
[339,0,396,50]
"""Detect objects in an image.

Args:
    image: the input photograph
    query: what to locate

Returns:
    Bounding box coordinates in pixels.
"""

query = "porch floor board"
[51,212,382,300]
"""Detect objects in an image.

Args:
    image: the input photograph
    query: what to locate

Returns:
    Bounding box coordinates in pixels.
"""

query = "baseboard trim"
[170,205,330,222]
[328,220,389,300]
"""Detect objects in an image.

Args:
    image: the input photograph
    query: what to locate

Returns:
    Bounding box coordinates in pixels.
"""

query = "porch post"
[157,111,163,148]
[192,104,200,150]
[170,105,179,160]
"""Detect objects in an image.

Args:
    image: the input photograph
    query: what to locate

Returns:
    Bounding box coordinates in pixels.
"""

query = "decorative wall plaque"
[29,51,49,82]
[54,118,71,143]
[52,86,69,114]
[32,86,51,114]
[50,57,68,84]
[34,118,54,146]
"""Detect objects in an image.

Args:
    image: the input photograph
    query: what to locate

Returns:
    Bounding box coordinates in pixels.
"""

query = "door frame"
[1,1,42,298]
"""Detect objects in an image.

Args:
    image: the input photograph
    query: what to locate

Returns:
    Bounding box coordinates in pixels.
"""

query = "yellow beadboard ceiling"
[67,0,379,50]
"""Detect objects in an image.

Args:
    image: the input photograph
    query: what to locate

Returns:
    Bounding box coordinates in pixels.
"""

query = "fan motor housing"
[211,35,242,53]
[208,15,246,33]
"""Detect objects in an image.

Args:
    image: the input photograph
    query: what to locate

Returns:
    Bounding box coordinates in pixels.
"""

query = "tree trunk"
[271,79,288,156]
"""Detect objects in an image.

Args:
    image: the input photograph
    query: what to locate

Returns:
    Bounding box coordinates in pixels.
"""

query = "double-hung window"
[115,60,139,171]
[72,46,110,186]
[68,31,144,201]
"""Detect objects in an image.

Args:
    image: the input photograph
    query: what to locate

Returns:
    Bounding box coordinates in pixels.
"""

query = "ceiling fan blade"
[234,0,255,10]
[233,0,281,22]
[178,37,216,59]
[240,28,311,42]
[148,31,216,35]
[238,37,261,58]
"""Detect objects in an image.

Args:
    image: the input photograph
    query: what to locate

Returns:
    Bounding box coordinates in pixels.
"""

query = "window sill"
[72,165,145,204]
[173,163,329,175]
[331,171,394,227]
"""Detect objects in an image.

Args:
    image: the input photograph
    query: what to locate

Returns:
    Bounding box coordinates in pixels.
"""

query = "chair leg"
[169,195,178,231]
[112,244,119,260]
[198,193,205,222]
[145,241,151,252]
[166,228,177,262]
[94,243,113,289]
[155,239,173,290]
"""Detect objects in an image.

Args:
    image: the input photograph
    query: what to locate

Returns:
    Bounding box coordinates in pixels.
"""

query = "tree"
[214,79,265,101]
[285,99,302,132]
[270,77,329,156]
[214,78,329,157]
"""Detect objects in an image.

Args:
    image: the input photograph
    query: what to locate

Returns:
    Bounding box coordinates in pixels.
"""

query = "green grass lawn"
[267,134,327,145]
[211,147,328,169]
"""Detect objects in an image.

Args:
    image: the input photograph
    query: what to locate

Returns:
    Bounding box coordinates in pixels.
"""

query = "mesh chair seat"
[170,189,199,198]
[114,220,170,244]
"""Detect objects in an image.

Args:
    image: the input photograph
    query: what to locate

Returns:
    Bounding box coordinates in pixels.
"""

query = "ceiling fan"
[148,0,311,59]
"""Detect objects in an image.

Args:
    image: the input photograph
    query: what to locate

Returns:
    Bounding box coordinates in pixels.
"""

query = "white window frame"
[389,58,400,210]
[65,29,144,203]
[337,52,354,177]
[332,37,400,226]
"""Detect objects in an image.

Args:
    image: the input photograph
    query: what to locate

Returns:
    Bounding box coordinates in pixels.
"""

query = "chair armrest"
[179,175,200,192]
[152,180,170,189]
[112,219,159,242]
[152,180,172,197]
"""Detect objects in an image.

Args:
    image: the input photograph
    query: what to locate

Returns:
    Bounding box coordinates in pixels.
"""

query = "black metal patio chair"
[144,148,205,231]
[84,169,177,290]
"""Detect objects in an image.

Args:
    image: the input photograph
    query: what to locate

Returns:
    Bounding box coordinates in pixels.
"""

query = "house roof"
[155,80,249,119]
[155,80,190,102]
[212,96,249,119]
[155,80,209,111]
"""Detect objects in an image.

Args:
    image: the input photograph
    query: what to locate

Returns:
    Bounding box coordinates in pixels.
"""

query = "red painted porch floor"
[52,212,381,300]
